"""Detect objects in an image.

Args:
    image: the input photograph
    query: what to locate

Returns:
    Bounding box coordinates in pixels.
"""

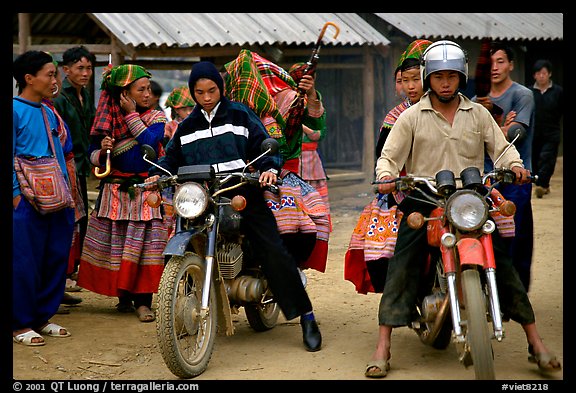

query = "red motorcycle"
[373,162,531,379]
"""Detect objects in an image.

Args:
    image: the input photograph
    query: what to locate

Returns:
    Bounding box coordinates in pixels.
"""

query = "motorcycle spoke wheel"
[462,269,495,380]
[156,253,217,378]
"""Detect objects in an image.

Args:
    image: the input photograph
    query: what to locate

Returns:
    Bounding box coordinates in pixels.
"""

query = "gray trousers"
[378,191,536,327]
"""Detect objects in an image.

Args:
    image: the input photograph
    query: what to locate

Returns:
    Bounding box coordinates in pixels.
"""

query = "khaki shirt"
[375,93,524,180]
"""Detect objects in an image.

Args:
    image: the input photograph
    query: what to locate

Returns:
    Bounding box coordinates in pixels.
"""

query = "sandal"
[528,344,562,373]
[136,305,155,323]
[13,330,46,346]
[365,359,390,378]
[116,300,135,313]
[37,323,71,338]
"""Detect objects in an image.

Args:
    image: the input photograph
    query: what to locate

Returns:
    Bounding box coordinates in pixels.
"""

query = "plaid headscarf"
[224,49,293,131]
[91,64,152,152]
[164,85,195,109]
[399,39,432,69]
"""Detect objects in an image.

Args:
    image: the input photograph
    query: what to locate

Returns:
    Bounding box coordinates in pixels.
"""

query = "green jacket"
[53,78,96,177]
[283,91,327,161]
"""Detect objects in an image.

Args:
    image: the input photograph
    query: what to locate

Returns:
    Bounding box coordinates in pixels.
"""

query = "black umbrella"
[283,22,340,140]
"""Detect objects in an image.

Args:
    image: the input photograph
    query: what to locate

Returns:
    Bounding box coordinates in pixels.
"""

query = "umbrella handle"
[318,22,340,42]
[94,149,111,178]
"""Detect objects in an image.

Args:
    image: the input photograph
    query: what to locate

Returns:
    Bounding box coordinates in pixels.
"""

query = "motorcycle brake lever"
[267,184,280,195]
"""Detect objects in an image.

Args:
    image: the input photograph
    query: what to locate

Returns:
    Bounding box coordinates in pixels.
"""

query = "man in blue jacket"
[147,61,322,352]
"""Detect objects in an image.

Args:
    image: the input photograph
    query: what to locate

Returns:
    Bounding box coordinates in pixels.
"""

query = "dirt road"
[12,158,564,384]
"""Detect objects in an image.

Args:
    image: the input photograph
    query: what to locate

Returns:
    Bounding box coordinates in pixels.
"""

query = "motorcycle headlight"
[173,183,209,219]
[446,190,488,232]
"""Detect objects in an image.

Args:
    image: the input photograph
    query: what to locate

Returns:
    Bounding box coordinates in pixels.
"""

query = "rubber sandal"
[365,359,390,378]
[38,323,71,338]
[13,330,46,346]
[136,306,155,323]
[116,301,135,313]
[528,344,562,373]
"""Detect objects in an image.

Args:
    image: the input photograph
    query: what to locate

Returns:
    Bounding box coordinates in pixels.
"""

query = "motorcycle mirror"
[141,144,157,161]
[261,138,279,155]
[141,144,173,177]
[507,124,526,145]
[493,124,525,169]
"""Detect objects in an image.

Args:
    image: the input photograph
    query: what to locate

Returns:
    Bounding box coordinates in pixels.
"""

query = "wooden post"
[362,46,375,179]
[18,13,30,55]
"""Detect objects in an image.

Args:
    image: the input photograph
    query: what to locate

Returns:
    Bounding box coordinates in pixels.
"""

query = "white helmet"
[421,40,468,91]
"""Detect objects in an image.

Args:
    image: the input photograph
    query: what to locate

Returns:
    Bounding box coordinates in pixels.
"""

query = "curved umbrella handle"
[94,149,111,178]
[318,22,340,42]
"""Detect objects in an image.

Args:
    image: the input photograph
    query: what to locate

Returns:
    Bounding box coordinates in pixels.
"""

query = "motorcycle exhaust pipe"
[420,293,451,345]
[226,276,267,303]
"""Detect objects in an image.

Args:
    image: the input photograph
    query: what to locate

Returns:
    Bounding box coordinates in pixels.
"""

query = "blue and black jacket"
[152,96,283,176]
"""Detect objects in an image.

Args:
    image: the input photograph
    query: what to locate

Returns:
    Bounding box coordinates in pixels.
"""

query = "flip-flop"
[136,306,155,323]
[38,323,71,338]
[116,302,135,313]
[528,344,562,373]
[365,359,390,378]
[13,330,46,346]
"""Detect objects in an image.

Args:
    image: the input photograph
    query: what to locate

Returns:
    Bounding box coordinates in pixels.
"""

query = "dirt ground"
[12,158,564,384]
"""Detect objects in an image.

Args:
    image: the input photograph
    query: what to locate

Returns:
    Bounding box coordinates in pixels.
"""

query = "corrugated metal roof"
[374,13,563,41]
[91,13,390,48]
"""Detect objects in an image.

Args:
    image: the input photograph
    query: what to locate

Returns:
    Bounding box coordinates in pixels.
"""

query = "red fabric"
[67,231,81,275]
[301,142,318,151]
[300,239,328,273]
[283,158,300,173]
[344,249,375,295]
[77,259,164,296]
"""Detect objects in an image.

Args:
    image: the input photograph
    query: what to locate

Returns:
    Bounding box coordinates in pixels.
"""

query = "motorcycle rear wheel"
[245,302,280,332]
[462,268,495,380]
[156,253,217,379]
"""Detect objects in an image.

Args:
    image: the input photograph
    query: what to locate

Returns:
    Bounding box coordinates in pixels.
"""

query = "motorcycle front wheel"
[462,268,495,380]
[156,253,217,379]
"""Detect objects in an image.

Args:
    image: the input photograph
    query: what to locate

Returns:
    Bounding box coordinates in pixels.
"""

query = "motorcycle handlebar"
[371,168,535,195]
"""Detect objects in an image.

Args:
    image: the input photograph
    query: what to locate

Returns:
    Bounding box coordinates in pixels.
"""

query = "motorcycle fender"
[456,238,485,267]
[162,231,197,256]
[216,276,235,336]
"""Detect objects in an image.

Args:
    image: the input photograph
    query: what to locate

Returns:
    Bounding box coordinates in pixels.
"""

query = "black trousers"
[235,185,313,321]
[378,190,535,327]
[532,129,561,188]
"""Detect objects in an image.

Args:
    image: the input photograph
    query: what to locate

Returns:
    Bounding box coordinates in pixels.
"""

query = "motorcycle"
[134,138,283,379]
[372,127,532,380]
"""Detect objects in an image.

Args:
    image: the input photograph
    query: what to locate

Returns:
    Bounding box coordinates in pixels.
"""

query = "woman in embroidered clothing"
[344,39,431,297]
[224,50,330,275]
[162,84,195,146]
[77,64,168,322]
[290,63,332,230]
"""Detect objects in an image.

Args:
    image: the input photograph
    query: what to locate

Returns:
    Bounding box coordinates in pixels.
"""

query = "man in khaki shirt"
[375,91,524,181]
[365,40,560,379]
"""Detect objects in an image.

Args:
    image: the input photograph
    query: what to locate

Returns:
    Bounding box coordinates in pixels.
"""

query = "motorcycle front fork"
[447,267,504,343]
[200,218,219,318]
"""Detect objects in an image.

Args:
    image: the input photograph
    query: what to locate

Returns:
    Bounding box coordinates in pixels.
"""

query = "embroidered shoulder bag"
[14,106,75,214]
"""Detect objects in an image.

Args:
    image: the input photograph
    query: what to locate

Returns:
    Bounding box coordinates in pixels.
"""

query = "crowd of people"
[13,38,561,377]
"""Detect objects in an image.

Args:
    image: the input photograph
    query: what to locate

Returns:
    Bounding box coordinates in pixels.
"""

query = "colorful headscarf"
[399,39,432,70]
[224,49,293,130]
[91,64,152,154]
[164,85,195,109]
[100,64,151,90]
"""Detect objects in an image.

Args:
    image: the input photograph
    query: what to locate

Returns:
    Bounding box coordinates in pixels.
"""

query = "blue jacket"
[153,96,282,176]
